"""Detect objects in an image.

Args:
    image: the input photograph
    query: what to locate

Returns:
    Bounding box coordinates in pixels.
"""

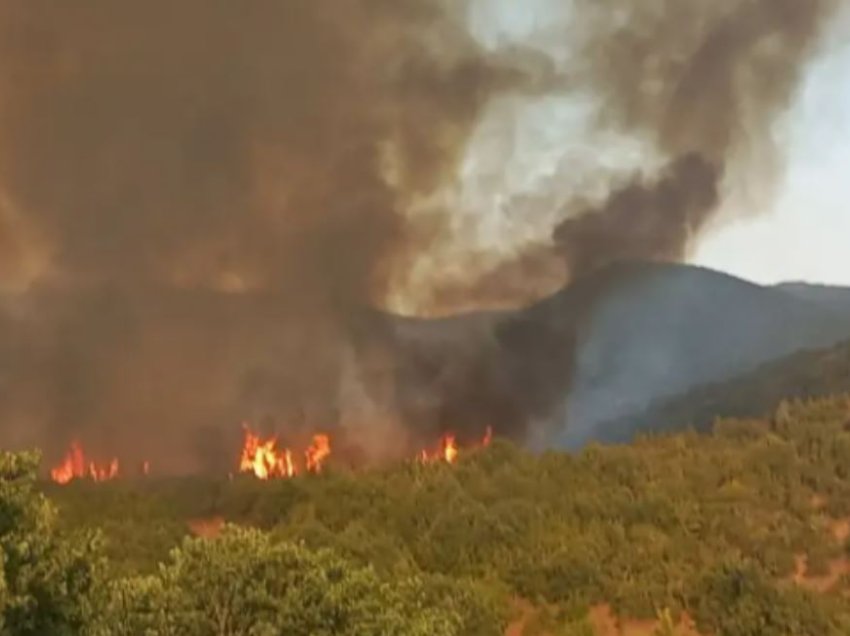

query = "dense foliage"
[93,525,462,636]
[6,396,850,634]
[0,451,100,635]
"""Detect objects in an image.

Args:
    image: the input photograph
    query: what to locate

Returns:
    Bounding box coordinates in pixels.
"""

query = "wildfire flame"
[238,426,334,480]
[51,425,495,485]
[443,435,458,464]
[89,458,119,482]
[305,434,331,474]
[418,427,492,465]
[50,441,120,484]
[238,426,298,480]
[51,441,84,484]
[419,434,459,464]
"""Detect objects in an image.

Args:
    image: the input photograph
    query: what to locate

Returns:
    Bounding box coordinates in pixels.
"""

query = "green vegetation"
[0,451,100,635]
[5,396,850,634]
[93,525,462,636]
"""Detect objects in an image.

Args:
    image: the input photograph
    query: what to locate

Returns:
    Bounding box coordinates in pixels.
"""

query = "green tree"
[412,574,508,636]
[690,562,840,636]
[0,450,101,635]
[101,525,461,635]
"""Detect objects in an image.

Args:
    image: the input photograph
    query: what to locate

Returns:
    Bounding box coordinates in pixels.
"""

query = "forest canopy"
[4,396,850,635]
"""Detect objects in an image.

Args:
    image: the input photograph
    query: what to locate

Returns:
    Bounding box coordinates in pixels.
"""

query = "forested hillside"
[2,396,847,635]
[386,263,850,450]
[557,263,850,447]
[597,338,850,443]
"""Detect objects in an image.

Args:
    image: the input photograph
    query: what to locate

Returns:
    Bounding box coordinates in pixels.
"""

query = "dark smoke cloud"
[0,0,840,467]
[421,0,838,304]
[554,154,720,274]
[390,0,839,444]
[552,0,837,278]
[0,1,501,294]
[0,0,524,469]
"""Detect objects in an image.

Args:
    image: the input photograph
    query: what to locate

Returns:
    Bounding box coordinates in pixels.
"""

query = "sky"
[693,22,850,286]
[464,0,850,288]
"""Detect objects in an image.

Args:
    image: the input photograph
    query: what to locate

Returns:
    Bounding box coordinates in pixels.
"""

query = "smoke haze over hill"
[0,1,840,469]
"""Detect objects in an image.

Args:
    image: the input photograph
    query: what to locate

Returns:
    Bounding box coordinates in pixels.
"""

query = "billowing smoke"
[388,0,839,444]
[554,155,720,275]
[549,0,836,279]
[0,0,839,469]
[0,0,521,468]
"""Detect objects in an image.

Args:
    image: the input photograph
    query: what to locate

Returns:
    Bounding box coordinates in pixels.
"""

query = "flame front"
[305,434,331,474]
[238,426,299,480]
[89,458,119,482]
[51,441,85,484]
[418,428,492,465]
[442,435,458,464]
[51,441,119,485]
[51,425,495,485]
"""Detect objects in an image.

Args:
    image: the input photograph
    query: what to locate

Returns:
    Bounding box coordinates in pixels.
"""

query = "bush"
[98,525,462,635]
[689,562,841,636]
[0,451,101,635]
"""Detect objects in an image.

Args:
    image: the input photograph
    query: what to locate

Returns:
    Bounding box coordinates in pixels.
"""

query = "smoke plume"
[388,0,839,444]
[547,0,836,279]
[0,0,839,468]
[414,0,838,307]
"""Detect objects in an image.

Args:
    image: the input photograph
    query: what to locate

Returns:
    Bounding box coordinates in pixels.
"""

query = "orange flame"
[419,433,458,464]
[51,441,119,484]
[305,434,331,474]
[51,441,85,484]
[418,428,493,465]
[238,425,299,480]
[89,458,119,482]
[442,435,458,464]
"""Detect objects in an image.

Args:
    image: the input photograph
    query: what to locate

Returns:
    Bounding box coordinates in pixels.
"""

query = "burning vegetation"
[418,427,492,465]
[50,441,119,485]
[233,424,495,478]
[28,397,850,634]
[50,425,494,484]
[237,427,316,480]
[0,0,840,466]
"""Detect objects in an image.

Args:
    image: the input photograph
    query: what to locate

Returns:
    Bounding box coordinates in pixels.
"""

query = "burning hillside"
[0,1,841,466]
[237,428,324,480]
[50,441,119,485]
[49,425,493,484]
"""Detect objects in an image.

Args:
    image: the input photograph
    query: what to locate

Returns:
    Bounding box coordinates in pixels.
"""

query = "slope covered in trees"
[387,263,850,449]
[4,396,850,634]
[556,264,850,447]
[597,338,850,443]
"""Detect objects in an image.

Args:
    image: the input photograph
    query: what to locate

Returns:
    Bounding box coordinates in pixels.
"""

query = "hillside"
[4,263,849,463]
[776,282,850,310]
[388,262,850,448]
[595,338,850,443]
[548,263,850,447]
[36,395,850,635]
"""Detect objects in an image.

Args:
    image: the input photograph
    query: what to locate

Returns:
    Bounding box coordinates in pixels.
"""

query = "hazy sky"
[694,20,850,286]
[466,0,850,288]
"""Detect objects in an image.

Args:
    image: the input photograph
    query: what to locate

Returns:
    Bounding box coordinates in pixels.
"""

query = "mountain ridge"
[385,261,850,447]
[593,337,850,443]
